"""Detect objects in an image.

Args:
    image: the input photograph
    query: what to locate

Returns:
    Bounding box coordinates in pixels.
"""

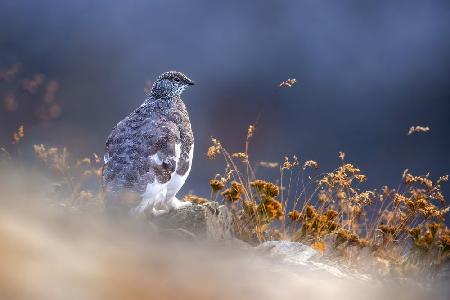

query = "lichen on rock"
[150,201,234,239]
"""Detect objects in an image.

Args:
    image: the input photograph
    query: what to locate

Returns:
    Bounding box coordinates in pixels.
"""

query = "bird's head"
[150,71,195,98]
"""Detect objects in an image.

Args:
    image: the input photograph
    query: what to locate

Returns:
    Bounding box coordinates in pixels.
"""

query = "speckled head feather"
[151,71,195,98]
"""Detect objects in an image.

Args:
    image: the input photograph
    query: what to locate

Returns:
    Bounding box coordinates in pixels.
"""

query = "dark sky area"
[1,0,449,198]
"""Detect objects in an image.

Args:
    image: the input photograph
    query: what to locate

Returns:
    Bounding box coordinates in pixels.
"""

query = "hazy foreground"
[0,165,447,300]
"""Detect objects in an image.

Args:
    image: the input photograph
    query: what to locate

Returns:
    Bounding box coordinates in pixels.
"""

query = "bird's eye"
[174,78,181,82]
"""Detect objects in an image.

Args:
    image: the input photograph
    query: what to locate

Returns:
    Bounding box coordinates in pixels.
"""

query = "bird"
[102,71,195,216]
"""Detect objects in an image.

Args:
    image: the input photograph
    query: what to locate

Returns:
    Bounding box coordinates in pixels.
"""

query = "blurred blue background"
[1,0,449,198]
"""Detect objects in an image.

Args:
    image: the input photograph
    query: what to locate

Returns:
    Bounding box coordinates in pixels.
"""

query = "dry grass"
[2,120,448,281]
[202,124,449,279]
[279,78,297,88]
[3,121,445,279]
[1,129,105,211]
[32,143,104,209]
[1,63,62,122]
[408,125,430,135]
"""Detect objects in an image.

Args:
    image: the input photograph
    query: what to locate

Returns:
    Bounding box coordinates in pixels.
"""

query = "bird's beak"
[187,80,195,86]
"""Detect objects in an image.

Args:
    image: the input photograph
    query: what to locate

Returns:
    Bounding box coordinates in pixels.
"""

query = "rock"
[257,241,371,280]
[204,202,234,239]
[150,201,233,239]
[257,241,317,265]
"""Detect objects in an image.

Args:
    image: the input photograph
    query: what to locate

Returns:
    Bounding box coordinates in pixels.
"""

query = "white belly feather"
[166,145,194,199]
[131,144,194,215]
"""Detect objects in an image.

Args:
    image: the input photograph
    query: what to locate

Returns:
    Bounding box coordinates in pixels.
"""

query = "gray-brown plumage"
[102,71,195,215]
